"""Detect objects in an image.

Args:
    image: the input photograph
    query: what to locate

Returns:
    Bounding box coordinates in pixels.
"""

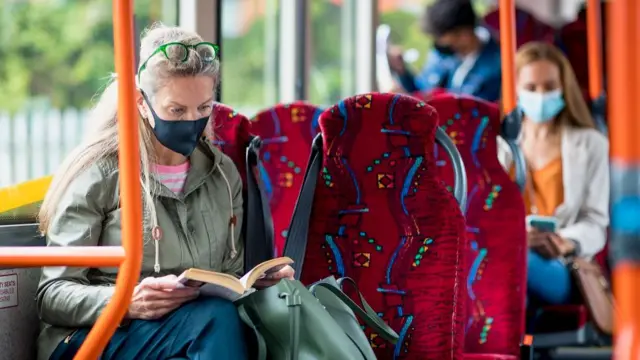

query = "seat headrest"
[319,93,438,149]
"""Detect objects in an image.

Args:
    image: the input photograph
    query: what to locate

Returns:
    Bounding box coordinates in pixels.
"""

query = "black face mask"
[434,43,456,56]
[142,92,210,157]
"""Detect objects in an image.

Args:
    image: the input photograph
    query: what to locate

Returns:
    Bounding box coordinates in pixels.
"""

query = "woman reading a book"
[35,23,294,360]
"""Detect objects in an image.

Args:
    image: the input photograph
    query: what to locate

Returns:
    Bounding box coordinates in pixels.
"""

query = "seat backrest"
[0,267,40,360]
[209,103,275,271]
[295,93,467,359]
[209,103,253,187]
[427,94,527,356]
[411,88,449,102]
[251,102,322,255]
[0,226,45,360]
[484,7,556,48]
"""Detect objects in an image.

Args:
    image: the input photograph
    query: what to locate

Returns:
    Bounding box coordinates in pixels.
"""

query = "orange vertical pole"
[499,0,517,114]
[74,0,143,358]
[586,0,603,100]
[608,0,640,358]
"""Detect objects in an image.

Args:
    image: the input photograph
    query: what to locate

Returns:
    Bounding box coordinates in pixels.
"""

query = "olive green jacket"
[35,142,244,360]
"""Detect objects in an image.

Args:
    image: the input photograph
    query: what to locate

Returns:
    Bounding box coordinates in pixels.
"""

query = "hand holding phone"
[526,215,557,233]
[527,231,562,258]
[526,215,562,258]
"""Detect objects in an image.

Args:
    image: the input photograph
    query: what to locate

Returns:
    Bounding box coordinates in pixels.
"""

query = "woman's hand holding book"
[127,275,200,320]
[253,265,295,289]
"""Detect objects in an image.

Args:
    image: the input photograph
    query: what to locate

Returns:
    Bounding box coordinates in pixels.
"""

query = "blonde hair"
[39,23,220,233]
[515,41,595,129]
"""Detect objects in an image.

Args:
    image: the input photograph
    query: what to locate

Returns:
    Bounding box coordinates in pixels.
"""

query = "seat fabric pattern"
[208,103,252,187]
[411,88,450,103]
[428,94,527,356]
[251,102,323,255]
[299,93,467,359]
[463,354,517,360]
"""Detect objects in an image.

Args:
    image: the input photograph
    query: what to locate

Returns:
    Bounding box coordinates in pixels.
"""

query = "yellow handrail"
[0,0,142,358]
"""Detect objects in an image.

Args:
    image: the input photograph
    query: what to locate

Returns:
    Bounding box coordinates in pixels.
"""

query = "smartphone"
[526,215,557,233]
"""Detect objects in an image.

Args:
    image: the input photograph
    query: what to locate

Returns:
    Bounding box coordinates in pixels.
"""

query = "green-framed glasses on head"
[137,42,219,82]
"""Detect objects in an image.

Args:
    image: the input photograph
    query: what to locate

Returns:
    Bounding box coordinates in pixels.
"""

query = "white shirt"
[450,27,491,90]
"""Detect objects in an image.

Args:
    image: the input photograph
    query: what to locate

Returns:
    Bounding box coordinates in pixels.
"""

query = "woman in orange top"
[499,42,609,306]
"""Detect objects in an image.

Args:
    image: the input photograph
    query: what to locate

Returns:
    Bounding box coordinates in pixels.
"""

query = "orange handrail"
[498,0,517,114]
[608,0,640,162]
[75,0,142,358]
[586,0,604,100]
[0,0,141,358]
[608,0,640,358]
[0,247,124,267]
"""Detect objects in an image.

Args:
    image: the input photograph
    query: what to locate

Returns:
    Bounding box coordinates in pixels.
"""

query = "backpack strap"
[244,136,276,272]
[284,134,323,279]
[310,277,399,344]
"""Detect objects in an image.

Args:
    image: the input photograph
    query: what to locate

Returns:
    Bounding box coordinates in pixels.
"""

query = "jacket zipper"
[176,201,196,268]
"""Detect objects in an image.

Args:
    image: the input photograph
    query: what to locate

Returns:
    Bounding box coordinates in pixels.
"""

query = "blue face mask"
[517,89,566,124]
[434,43,456,56]
[142,92,210,157]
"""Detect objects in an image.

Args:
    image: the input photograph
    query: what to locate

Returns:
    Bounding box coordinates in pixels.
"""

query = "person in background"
[387,0,502,102]
[498,42,609,307]
[36,24,293,360]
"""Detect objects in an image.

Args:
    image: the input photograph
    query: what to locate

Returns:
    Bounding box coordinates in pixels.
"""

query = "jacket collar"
[150,140,221,199]
[516,126,587,219]
[555,127,588,218]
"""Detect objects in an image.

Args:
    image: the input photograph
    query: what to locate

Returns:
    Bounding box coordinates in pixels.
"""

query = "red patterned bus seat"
[209,103,252,187]
[251,102,323,255]
[298,93,467,359]
[427,94,527,357]
[209,103,275,272]
[411,88,449,103]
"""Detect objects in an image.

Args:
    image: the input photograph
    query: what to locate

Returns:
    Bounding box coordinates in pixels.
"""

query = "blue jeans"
[527,249,573,305]
[50,297,248,360]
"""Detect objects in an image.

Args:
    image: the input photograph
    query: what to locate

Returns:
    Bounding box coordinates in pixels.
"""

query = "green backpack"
[236,137,398,359]
[236,276,398,360]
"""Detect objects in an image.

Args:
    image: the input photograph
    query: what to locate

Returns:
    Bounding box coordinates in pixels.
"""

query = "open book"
[177,257,294,301]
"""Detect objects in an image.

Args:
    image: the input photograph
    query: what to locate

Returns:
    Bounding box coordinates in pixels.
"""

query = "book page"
[199,282,244,302]
[240,257,294,289]
[178,269,245,295]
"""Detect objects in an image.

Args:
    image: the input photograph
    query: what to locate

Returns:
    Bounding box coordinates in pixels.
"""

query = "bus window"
[0,0,178,224]
[220,0,280,116]
[377,0,494,98]
[309,0,357,106]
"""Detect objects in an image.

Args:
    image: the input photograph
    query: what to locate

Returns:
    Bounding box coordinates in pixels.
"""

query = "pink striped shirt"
[152,161,190,195]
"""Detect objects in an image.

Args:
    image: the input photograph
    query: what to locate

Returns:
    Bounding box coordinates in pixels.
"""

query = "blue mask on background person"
[434,43,456,56]
[517,89,566,123]
[142,92,210,157]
